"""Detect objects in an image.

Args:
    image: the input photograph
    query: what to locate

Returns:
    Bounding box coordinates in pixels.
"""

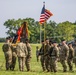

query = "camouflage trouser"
[60,59,67,71]
[45,56,50,71]
[18,57,25,71]
[67,58,73,71]
[40,55,46,71]
[50,57,57,72]
[5,53,12,70]
[25,56,31,71]
[10,56,16,70]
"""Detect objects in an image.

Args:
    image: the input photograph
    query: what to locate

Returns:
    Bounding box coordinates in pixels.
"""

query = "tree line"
[3,18,76,43]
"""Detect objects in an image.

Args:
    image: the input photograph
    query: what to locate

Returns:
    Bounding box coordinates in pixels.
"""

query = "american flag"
[39,2,53,24]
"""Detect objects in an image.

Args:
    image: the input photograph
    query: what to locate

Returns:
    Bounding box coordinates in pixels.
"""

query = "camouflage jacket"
[11,45,17,57]
[2,43,12,54]
[51,46,59,58]
[16,42,28,57]
[39,45,45,55]
[44,44,51,54]
[59,44,69,60]
[68,46,74,59]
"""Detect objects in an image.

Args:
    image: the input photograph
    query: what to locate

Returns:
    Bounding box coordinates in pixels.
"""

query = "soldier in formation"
[39,40,46,71]
[16,38,28,71]
[59,39,69,72]
[44,38,51,72]
[67,43,74,71]
[73,40,76,67]
[2,37,12,70]
[8,37,17,71]
[49,41,59,72]
[25,38,32,71]
[2,36,76,73]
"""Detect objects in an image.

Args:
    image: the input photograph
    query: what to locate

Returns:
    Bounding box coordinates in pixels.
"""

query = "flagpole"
[44,22,46,43]
[40,25,42,43]
[43,2,46,52]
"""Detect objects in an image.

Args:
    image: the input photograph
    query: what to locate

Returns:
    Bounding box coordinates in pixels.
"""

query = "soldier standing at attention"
[72,40,76,67]
[45,38,51,72]
[25,39,32,71]
[2,37,12,70]
[68,43,74,71]
[11,44,17,71]
[59,39,69,72]
[39,40,46,72]
[50,41,59,72]
[16,38,27,71]
[9,37,17,71]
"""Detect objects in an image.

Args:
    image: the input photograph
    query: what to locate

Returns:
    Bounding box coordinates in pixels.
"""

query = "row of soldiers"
[2,37,32,71]
[36,39,76,72]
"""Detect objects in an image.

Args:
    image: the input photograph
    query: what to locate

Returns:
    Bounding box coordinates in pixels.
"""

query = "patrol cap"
[45,38,49,40]
[61,39,66,42]
[68,42,72,45]
[41,40,44,42]
[49,40,52,43]
[6,36,11,40]
[6,37,9,40]
[52,41,57,44]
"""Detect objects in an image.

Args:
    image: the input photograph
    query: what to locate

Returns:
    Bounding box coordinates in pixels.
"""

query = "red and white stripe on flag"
[39,9,53,25]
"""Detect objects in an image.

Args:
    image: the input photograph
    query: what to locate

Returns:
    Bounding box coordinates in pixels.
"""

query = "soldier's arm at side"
[27,44,32,58]
[55,48,59,58]
[24,44,28,56]
[2,45,4,52]
[71,48,74,58]
[65,46,69,58]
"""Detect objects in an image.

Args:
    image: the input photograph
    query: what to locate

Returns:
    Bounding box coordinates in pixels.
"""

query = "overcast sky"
[0,0,76,37]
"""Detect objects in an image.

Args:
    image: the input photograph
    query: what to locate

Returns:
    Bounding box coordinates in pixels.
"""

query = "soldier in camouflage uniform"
[44,38,51,72]
[2,37,12,70]
[59,39,69,72]
[25,39,32,71]
[11,45,17,70]
[67,43,74,71]
[8,37,17,71]
[16,38,27,71]
[39,40,46,71]
[49,41,59,72]
[72,40,76,67]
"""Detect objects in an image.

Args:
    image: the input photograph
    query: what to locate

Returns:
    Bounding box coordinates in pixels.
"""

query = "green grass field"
[0,43,76,75]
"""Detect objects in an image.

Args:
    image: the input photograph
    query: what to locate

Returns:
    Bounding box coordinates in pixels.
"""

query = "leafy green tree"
[56,21,75,41]
[4,17,76,43]
[4,18,40,43]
